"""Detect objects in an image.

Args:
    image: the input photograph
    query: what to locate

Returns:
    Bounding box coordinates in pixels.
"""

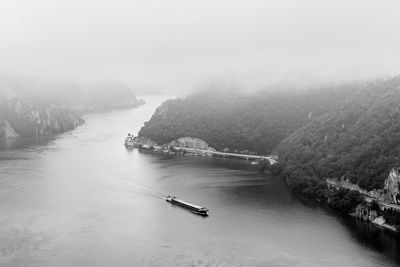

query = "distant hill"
[0,78,145,142]
[41,81,145,112]
[139,77,400,193]
[138,85,353,153]
[2,78,145,112]
[0,84,83,140]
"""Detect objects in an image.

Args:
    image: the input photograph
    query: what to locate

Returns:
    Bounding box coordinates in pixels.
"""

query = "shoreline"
[127,135,400,234]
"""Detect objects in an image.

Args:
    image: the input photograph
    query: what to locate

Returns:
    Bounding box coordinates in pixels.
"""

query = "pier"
[170,146,277,165]
[125,136,278,166]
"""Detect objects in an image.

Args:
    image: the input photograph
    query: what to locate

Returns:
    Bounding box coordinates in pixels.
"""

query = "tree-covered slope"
[0,83,84,140]
[275,76,400,191]
[0,77,145,142]
[138,85,353,153]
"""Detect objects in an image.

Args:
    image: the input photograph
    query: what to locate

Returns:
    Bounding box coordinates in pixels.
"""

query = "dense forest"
[140,76,400,195]
[275,77,400,191]
[137,77,400,225]
[0,77,144,140]
[0,85,84,139]
[139,85,354,153]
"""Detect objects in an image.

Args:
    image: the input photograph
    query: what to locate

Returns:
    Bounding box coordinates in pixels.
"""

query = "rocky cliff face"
[352,202,379,222]
[135,136,216,151]
[134,136,159,146]
[326,168,400,205]
[166,137,216,151]
[0,85,84,141]
[0,120,19,139]
[384,168,400,204]
[326,177,384,200]
[0,78,146,143]
[352,202,398,231]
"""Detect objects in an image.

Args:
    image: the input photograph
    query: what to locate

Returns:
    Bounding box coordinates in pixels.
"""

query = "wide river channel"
[0,95,399,266]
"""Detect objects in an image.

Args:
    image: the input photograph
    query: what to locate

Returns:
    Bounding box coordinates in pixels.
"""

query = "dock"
[172,146,277,165]
[124,136,277,166]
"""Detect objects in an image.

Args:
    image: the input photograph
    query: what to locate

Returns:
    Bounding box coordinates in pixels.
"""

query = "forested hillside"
[137,77,400,224]
[140,77,400,193]
[139,85,354,153]
[0,77,145,143]
[275,76,400,191]
[0,84,84,139]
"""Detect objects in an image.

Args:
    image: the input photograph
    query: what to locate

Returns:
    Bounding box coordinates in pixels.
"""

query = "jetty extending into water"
[125,135,277,166]
[172,146,277,165]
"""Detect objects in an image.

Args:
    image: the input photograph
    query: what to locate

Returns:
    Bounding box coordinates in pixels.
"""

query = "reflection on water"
[0,95,399,266]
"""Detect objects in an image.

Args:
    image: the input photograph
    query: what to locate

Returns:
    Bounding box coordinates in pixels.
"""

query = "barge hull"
[165,196,208,216]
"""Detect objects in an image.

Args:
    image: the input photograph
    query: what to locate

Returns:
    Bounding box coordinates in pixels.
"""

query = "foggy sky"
[1,0,400,93]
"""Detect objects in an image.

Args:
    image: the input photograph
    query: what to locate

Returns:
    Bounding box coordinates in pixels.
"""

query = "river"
[0,95,399,266]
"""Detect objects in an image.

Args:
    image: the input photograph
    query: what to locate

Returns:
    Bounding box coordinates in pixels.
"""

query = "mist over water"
[1,1,400,265]
[0,95,399,266]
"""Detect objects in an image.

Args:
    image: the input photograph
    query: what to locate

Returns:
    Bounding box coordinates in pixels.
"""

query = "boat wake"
[107,172,166,199]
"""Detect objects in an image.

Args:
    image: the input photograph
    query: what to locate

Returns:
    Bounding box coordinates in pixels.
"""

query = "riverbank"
[126,134,400,234]
[125,135,277,166]
[0,79,146,148]
[273,164,400,233]
[326,178,400,232]
[3,103,399,266]
[128,135,400,233]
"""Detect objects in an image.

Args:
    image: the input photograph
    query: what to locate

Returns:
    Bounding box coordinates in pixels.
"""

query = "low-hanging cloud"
[1,0,400,93]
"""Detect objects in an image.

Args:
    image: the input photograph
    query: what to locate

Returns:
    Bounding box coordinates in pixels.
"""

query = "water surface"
[0,95,399,266]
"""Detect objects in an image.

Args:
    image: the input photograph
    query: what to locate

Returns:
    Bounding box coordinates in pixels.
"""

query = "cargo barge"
[165,195,209,216]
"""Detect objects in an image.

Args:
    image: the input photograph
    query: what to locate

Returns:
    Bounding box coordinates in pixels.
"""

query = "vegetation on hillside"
[0,94,84,138]
[275,77,400,191]
[140,76,400,198]
[138,75,400,230]
[139,85,354,153]
[0,78,143,140]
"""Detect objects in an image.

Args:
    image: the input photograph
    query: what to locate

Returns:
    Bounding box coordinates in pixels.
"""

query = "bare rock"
[167,137,216,151]
[384,168,400,204]
[1,120,19,139]
[135,136,158,146]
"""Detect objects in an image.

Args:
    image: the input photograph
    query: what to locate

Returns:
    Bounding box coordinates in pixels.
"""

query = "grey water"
[0,95,399,266]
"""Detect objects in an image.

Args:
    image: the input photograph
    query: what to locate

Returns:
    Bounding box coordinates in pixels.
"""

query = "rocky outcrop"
[135,136,216,151]
[351,203,397,230]
[352,203,378,222]
[384,168,400,204]
[0,85,84,141]
[326,177,384,200]
[134,136,158,146]
[0,120,19,139]
[6,102,84,138]
[166,137,216,151]
[326,168,400,205]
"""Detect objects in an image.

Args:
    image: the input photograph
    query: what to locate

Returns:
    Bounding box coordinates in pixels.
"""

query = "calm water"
[0,95,399,267]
